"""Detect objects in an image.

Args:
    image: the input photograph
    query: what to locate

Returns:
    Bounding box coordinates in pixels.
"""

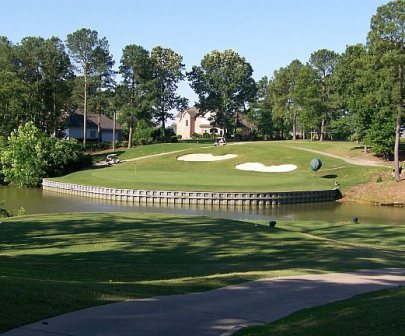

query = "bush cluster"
[0,122,91,187]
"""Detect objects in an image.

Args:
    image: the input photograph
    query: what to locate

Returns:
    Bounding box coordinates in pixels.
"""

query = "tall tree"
[247,76,274,140]
[272,60,320,140]
[7,37,74,136]
[119,45,154,147]
[66,28,106,148]
[309,49,339,141]
[91,37,115,143]
[41,37,75,136]
[333,44,377,149]
[0,37,25,137]
[151,46,188,136]
[188,49,256,137]
[368,0,405,181]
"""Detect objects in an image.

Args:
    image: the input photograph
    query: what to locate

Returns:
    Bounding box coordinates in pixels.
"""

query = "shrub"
[0,123,91,187]
[48,139,90,177]
[0,123,49,187]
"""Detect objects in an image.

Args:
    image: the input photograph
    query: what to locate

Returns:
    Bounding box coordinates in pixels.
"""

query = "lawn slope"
[2,213,405,332]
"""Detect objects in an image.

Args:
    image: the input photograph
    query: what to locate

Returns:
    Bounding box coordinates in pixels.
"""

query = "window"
[185,120,189,127]
[90,130,97,138]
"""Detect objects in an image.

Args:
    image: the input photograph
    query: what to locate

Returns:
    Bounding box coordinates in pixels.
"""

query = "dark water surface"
[1,186,404,225]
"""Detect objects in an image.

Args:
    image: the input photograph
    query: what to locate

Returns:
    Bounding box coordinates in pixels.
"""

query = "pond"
[1,186,404,225]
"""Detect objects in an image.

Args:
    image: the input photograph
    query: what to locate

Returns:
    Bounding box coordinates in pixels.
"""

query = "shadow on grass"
[321,174,338,179]
[2,213,405,332]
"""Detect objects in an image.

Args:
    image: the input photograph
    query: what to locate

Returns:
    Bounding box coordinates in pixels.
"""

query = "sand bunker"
[235,162,297,172]
[177,154,237,162]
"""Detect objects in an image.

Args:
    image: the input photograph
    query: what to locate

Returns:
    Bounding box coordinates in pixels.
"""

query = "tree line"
[0,1,404,180]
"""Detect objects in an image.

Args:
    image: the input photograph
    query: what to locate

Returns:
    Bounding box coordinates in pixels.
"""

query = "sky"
[1,0,389,106]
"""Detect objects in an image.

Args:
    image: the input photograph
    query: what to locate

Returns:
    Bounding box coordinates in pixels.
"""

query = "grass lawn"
[52,141,385,192]
[236,287,405,336]
[2,213,405,332]
[90,142,209,162]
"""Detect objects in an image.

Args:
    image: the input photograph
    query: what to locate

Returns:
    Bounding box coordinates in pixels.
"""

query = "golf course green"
[51,141,385,192]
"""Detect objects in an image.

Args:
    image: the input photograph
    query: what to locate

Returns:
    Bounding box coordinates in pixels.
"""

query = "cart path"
[3,268,405,336]
[292,146,392,167]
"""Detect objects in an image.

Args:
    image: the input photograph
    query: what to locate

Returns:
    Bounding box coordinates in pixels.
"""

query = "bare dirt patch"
[340,171,405,206]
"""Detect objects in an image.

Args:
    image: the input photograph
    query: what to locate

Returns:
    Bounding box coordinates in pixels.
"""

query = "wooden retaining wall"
[42,179,339,206]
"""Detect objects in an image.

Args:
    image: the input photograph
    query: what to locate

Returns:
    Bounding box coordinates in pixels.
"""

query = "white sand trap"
[177,154,237,162]
[235,162,297,172]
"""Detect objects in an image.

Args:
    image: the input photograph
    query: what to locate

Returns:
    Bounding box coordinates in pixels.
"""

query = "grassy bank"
[51,141,385,192]
[236,287,405,336]
[2,213,405,332]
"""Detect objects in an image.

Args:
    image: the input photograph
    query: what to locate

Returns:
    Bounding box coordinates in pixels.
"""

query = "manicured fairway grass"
[90,142,208,162]
[1,213,405,332]
[236,287,405,336]
[52,141,385,192]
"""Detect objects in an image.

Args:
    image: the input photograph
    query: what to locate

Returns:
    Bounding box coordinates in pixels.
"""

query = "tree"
[0,122,90,187]
[1,36,73,138]
[0,122,49,187]
[309,49,339,141]
[119,45,154,147]
[272,60,320,140]
[90,37,115,143]
[188,49,256,137]
[40,37,75,136]
[368,0,405,181]
[333,44,378,149]
[151,46,188,136]
[247,76,273,139]
[66,28,107,148]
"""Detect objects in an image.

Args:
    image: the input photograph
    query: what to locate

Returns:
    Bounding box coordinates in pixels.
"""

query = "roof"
[175,106,199,118]
[69,113,123,131]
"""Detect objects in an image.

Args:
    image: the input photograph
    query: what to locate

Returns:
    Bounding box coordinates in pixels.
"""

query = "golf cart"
[106,154,120,165]
[214,137,227,146]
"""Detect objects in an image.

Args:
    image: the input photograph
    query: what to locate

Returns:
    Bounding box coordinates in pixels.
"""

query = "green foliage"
[368,1,405,179]
[48,139,89,177]
[151,46,188,134]
[366,112,396,158]
[1,123,49,187]
[118,45,155,147]
[188,49,257,135]
[0,123,91,187]
[248,76,274,139]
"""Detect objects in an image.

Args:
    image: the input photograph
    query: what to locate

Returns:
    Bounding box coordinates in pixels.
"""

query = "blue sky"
[1,0,388,105]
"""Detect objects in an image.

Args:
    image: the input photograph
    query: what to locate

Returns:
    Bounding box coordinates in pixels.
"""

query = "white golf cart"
[214,137,227,146]
[106,154,120,165]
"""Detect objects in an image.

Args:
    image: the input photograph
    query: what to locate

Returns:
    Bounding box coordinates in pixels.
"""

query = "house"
[65,112,123,142]
[175,107,224,139]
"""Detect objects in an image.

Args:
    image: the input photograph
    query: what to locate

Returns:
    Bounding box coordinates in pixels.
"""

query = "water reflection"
[1,186,404,225]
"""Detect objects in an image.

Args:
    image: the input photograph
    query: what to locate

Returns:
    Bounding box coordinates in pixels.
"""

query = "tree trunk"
[320,118,325,141]
[112,110,116,151]
[292,114,297,140]
[128,125,133,149]
[98,111,101,143]
[394,62,403,182]
[83,71,87,149]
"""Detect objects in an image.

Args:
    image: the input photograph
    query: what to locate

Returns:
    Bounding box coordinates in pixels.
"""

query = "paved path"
[3,268,405,336]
